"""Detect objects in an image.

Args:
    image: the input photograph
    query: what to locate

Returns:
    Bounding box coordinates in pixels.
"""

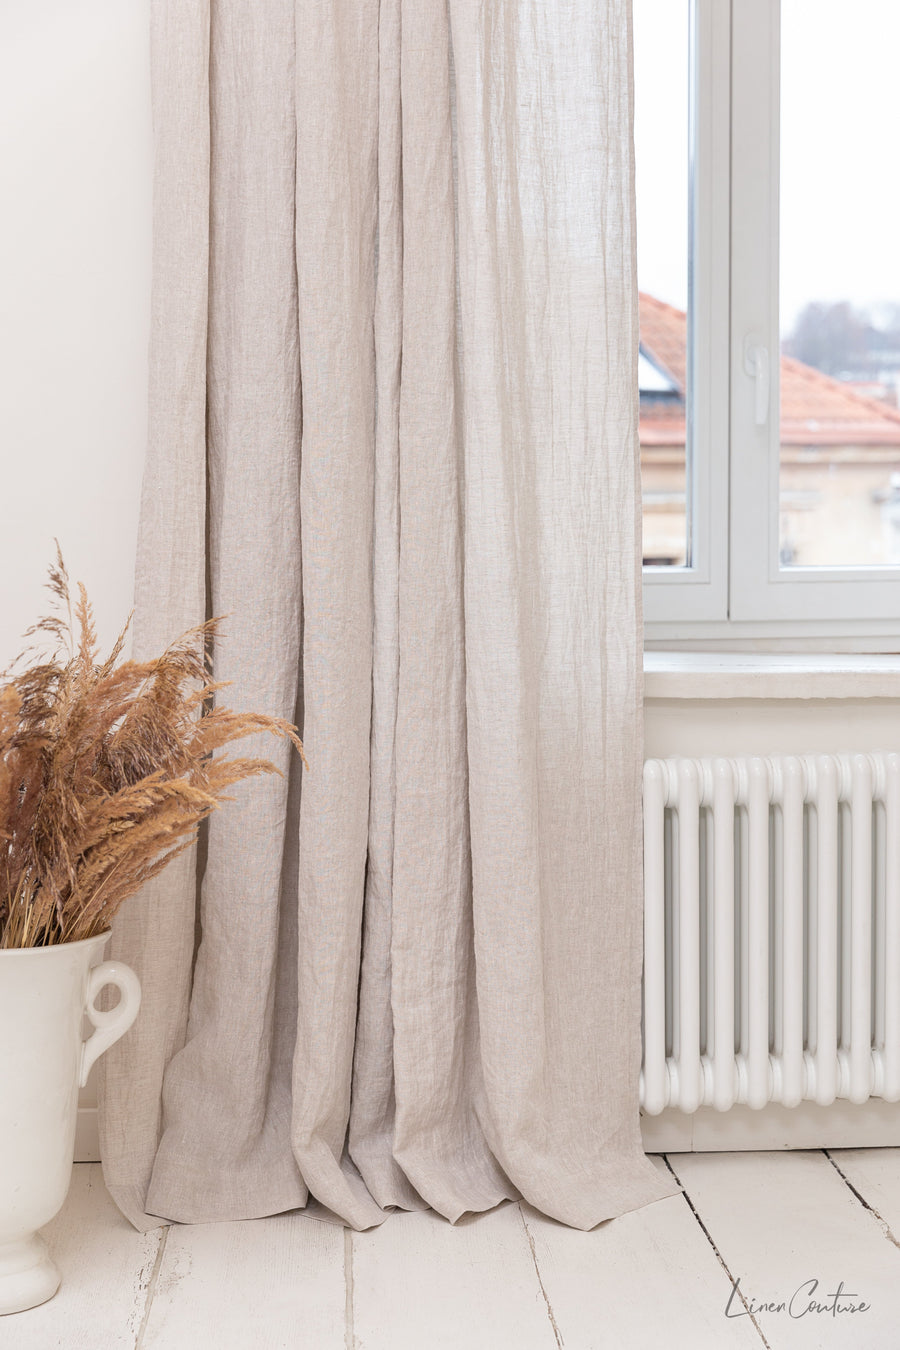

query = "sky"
[633,0,900,336]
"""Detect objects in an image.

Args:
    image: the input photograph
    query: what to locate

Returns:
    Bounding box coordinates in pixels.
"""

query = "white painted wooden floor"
[4,1150,900,1348]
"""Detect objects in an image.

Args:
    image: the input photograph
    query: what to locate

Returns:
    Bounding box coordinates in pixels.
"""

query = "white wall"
[1,0,151,1139]
[0,0,152,668]
[645,696,900,761]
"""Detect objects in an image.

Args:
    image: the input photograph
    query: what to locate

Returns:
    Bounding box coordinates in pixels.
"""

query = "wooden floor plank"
[351,1201,558,1350]
[827,1146,900,1244]
[522,1156,763,1349]
[0,1164,162,1350]
[14,1150,900,1348]
[140,1209,346,1350]
[671,1150,900,1349]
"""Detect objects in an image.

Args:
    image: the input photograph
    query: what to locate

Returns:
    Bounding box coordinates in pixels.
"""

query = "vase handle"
[79,961,142,1087]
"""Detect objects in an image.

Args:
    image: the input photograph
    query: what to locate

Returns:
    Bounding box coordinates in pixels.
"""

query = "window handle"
[743,337,770,427]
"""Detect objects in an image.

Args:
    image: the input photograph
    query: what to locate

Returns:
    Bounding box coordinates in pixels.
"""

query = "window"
[635,0,900,646]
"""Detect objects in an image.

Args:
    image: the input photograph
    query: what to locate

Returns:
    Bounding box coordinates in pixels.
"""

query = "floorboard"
[670,1149,900,1349]
[350,1200,558,1350]
[139,1208,346,1350]
[522,1156,763,1349]
[826,1146,900,1244]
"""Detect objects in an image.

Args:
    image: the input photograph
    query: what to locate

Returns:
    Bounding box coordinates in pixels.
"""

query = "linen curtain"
[98,0,678,1233]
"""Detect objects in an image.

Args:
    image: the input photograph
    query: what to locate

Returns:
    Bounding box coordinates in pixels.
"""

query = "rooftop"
[639,292,900,447]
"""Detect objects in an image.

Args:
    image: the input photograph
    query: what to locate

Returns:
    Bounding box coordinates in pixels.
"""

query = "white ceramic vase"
[0,931,140,1315]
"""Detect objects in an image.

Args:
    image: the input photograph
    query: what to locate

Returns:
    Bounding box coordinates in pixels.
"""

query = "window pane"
[634,0,692,568]
[780,0,900,568]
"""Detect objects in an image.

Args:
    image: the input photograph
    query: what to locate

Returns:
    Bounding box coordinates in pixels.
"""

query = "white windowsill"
[644,652,900,701]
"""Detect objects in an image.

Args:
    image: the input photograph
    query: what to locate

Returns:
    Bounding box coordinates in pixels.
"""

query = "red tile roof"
[639,291,900,447]
[639,293,687,395]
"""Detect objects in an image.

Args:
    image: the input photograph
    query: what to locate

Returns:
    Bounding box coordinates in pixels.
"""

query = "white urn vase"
[0,931,140,1315]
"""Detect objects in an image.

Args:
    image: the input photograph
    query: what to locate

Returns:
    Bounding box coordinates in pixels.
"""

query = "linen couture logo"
[725,1277,870,1321]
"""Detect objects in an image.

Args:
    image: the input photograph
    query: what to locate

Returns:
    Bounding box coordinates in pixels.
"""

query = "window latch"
[743,337,770,427]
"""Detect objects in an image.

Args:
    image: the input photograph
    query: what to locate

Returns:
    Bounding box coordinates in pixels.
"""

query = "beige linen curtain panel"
[99,0,678,1232]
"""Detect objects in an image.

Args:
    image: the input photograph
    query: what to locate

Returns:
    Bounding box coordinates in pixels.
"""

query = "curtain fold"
[98,0,679,1233]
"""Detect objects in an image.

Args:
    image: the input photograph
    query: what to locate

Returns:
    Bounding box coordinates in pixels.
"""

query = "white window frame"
[643,0,900,651]
[642,0,730,629]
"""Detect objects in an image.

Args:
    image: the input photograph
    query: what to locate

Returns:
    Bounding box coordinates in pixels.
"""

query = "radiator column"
[884,754,900,1101]
[746,758,771,1110]
[781,757,805,1108]
[849,756,874,1103]
[712,759,735,1111]
[814,756,839,1106]
[641,760,668,1116]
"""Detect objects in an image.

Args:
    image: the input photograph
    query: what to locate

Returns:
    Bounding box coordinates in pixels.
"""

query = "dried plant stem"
[0,547,306,948]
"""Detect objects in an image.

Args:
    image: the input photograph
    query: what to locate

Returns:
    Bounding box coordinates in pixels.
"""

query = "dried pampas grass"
[0,548,305,948]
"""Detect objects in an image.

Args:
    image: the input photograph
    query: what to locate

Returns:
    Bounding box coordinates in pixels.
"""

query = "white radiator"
[641,754,900,1115]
